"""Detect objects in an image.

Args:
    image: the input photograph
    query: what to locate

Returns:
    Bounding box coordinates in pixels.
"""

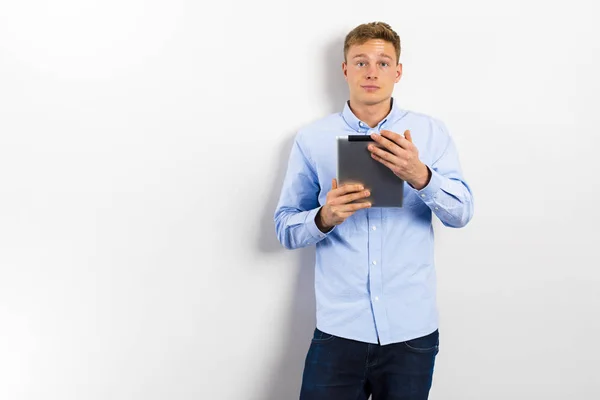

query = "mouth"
[361,85,380,92]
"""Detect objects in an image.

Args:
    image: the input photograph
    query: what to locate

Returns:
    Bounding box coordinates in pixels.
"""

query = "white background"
[1,1,599,399]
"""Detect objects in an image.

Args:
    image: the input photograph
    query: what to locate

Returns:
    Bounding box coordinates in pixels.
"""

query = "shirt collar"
[341,97,401,133]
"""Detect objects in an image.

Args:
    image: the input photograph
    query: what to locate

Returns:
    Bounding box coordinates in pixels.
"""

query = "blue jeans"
[299,328,439,400]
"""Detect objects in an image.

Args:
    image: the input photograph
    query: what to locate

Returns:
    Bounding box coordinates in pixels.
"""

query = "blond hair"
[344,21,401,63]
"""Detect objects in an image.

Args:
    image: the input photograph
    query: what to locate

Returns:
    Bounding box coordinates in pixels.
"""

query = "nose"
[365,64,378,80]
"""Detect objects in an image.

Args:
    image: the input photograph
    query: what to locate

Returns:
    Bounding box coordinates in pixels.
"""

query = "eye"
[357,61,366,67]
[380,62,390,67]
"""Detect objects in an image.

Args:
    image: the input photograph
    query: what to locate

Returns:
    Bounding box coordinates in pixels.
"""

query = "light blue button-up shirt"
[274,98,474,345]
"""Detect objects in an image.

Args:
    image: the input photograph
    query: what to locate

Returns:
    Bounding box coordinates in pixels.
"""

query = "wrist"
[411,163,431,190]
[316,207,333,233]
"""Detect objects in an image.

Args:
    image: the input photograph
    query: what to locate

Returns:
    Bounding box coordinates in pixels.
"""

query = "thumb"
[331,178,338,189]
[404,129,412,143]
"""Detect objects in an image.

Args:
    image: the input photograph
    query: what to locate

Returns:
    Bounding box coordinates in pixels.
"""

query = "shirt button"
[421,194,426,198]
[375,296,379,301]
[372,226,376,230]
[372,261,377,265]
[435,207,439,210]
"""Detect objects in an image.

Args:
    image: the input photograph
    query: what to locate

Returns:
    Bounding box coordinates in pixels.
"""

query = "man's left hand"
[368,130,431,190]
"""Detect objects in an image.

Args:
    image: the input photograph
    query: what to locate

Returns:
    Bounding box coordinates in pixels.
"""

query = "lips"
[362,85,380,91]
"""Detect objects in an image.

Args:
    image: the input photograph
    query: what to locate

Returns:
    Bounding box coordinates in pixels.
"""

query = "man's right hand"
[316,179,372,233]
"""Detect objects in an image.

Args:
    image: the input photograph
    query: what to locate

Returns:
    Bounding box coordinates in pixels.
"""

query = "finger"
[380,129,412,150]
[341,201,372,212]
[371,152,401,176]
[331,178,338,190]
[404,130,412,143]
[334,202,372,221]
[370,134,403,156]
[367,143,404,165]
[379,129,402,143]
[333,183,364,196]
[335,212,356,222]
[334,189,371,205]
[336,205,371,220]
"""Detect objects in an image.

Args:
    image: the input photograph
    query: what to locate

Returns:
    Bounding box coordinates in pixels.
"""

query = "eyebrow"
[352,53,394,61]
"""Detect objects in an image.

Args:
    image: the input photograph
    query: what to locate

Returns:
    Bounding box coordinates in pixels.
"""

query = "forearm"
[274,206,331,249]
[416,167,474,228]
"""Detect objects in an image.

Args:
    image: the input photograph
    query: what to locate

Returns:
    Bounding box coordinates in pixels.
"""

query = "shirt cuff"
[305,206,335,241]
[414,166,443,202]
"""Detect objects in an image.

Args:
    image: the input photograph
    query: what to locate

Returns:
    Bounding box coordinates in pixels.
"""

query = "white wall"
[1,1,599,399]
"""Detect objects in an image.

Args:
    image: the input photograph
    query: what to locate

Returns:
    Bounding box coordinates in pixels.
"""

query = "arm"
[273,134,332,249]
[415,121,474,228]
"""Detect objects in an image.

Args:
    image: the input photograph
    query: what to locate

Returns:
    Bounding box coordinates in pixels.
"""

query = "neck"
[348,97,393,128]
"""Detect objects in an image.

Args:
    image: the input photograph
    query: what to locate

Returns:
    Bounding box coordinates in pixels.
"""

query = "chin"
[356,94,390,106]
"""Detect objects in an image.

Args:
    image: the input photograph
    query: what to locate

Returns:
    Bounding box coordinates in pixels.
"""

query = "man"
[273,21,474,400]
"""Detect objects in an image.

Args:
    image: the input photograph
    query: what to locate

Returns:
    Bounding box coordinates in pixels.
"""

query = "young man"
[274,21,474,399]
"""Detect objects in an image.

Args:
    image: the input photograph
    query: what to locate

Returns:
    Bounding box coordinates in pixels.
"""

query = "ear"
[342,61,348,81]
[395,62,402,83]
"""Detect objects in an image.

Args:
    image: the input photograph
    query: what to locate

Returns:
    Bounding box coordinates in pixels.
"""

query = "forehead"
[347,39,396,59]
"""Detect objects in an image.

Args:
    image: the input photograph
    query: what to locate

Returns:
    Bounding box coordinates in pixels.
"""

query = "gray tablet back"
[336,135,404,208]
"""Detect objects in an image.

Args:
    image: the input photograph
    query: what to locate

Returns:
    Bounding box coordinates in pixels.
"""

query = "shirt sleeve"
[273,133,335,249]
[414,120,474,228]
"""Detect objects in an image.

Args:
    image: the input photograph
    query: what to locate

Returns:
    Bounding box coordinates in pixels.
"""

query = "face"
[342,39,402,107]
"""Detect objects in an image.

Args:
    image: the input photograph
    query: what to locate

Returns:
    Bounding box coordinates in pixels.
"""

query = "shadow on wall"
[256,34,347,254]
[324,35,349,114]
[257,34,348,400]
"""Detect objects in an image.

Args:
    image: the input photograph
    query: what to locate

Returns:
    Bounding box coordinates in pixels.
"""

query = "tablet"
[336,135,404,208]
